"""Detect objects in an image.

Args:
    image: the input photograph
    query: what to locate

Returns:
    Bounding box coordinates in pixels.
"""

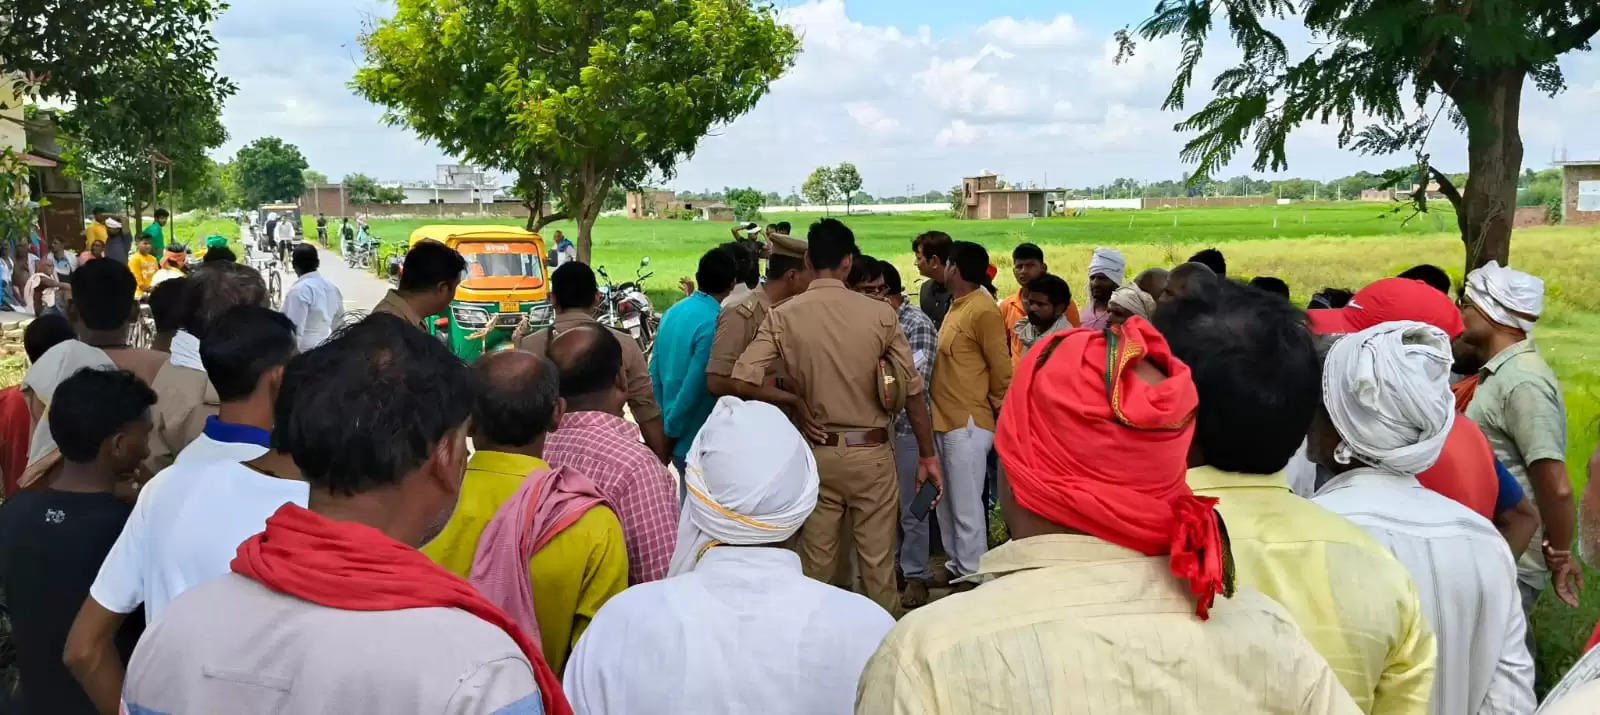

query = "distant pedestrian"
[283,244,344,352]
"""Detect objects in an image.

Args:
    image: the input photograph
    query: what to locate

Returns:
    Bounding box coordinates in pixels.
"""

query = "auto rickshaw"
[407,225,553,361]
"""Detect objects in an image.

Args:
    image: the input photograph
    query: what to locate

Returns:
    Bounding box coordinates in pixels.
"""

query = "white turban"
[1465,260,1543,334]
[1109,286,1157,320]
[668,396,819,576]
[1087,247,1126,286]
[1323,321,1456,476]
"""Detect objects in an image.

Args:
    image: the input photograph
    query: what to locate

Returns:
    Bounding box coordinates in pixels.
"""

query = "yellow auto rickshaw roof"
[408,224,542,248]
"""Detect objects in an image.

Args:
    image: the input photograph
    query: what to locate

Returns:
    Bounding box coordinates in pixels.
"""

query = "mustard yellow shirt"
[930,289,1012,432]
[858,534,1363,714]
[422,450,629,673]
[1188,466,1436,715]
[129,252,159,296]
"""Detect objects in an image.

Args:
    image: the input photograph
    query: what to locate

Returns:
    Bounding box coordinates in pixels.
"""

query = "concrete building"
[1556,160,1600,226]
[625,190,677,219]
[959,174,1064,219]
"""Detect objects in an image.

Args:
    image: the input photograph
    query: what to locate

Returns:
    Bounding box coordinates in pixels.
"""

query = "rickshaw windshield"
[458,242,545,288]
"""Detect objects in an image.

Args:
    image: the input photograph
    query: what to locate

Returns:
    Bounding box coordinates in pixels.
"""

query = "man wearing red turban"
[857,318,1361,714]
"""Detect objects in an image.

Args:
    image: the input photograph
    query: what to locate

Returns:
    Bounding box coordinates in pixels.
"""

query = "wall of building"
[1562,164,1600,226]
[1514,206,1551,229]
[400,187,481,205]
[1138,196,1275,209]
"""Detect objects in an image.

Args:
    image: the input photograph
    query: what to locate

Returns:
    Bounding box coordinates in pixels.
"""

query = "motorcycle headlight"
[451,305,491,329]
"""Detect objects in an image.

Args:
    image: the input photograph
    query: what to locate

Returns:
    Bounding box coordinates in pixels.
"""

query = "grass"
[156,206,1600,686]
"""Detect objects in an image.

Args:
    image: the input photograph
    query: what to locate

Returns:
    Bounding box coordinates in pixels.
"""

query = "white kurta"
[1314,469,1534,715]
[563,546,892,715]
[282,270,345,352]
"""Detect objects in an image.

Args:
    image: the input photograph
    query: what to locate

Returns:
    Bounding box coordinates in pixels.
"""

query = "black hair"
[51,368,156,463]
[23,313,75,362]
[136,233,153,245]
[912,231,953,264]
[882,261,906,296]
[70,258,136,331]
[1398,264,1452,295]
[471,353,560,446]
[550,261,598,311]
[948,241,995,294]
[146,277,188,333]
[274,313,474,495]
[1249,276,1290,299]
[697,246,740,297]
[153,208,170,221]
[92,207,107,216]
[180,262,268,339]
[291,243,319,275]
[775,221,791,233]
[1012,243,1044,263]
[847,253,885,287]
[204,246,237,264]
[1154,281,1320,474]
[550,323,622,399]
[398,240,466,293]
[766,254,804,280]
[718,241,758,289]
[807,218,858,271]
[1188,248,1227,277]
[1026,274,1072,307]
[1308,288,1355,310]
[201,305,298,402]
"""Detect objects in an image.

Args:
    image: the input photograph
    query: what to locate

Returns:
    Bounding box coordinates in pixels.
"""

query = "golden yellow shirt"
[930,290,1012,433]
[129,253,159,296]
[1188,466,1435,715]
[421,450,629,673]
[856,534,1362,714]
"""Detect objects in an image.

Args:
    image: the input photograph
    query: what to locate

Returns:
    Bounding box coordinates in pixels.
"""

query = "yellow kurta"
[856,534,1362,714]
[1188,466,1436,714]
[422,450,629,673]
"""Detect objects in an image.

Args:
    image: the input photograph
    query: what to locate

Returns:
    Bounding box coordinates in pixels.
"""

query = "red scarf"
[233,503,572,715]
[995,318,1232,619]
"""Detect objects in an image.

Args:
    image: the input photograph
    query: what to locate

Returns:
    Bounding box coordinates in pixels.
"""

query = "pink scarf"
[469,465,607,649]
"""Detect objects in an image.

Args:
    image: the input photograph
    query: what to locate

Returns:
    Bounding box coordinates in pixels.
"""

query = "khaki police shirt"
[707,289,789,387]
[145,363,220,473]
[372,290,426,330]
[517,310,662,424]
[731,279,923,431]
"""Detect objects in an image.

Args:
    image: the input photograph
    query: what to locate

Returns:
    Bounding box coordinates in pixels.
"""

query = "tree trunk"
[1455,70,1525,276]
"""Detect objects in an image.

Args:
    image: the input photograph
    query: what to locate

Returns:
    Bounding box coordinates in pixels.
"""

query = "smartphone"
[909,481,939,522]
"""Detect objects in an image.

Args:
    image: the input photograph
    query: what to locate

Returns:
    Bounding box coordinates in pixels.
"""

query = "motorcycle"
[597,257,659,356]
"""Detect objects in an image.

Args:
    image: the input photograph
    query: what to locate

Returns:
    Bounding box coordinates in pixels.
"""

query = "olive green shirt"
[1465,339,1567,589]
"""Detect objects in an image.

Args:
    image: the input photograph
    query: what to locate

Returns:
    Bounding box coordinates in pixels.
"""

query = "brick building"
[959,174,1062,219]
[625,190,677,219]
[1557,160,1600,226]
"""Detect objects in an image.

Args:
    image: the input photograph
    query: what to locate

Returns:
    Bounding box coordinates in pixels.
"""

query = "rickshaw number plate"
[499,301,520,313]
[623,316,642,329]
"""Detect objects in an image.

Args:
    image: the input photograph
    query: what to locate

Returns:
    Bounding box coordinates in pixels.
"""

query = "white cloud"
[977,15,1082,49]
[935,120,980,147]
[846,102,901,136]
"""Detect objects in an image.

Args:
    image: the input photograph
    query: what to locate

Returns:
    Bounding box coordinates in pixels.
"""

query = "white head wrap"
[1465,260,1543,334]
[667,396,819,576]
[21,341,116,487]
[1109,286,1157,320]
[1086,247,1126,310]
[1322,321,1456,476]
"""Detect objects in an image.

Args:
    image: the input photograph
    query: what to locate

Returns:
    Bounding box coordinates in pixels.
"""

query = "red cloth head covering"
[995,317,1232,619]
[233,504,573,715]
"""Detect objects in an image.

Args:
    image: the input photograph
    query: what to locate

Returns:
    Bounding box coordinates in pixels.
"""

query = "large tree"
[355,0,799,262]
[802,166,835,213]
[232,137,309,207]
[832,162,864,215]
[343,173,405,205]
[1119,0,1600,275]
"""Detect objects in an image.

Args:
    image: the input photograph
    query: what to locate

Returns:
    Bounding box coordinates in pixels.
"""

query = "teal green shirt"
[141,222,165,254]
[649,291,722,460]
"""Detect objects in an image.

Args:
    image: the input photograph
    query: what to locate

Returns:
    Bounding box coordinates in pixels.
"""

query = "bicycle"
[128,303,155,349]
[244,244,285,310]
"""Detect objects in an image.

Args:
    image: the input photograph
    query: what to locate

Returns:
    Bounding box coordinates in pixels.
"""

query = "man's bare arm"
[64,598,129,715]
[1495,497,1539,560]
[1528,458,1580,606]
[638,416,672,465]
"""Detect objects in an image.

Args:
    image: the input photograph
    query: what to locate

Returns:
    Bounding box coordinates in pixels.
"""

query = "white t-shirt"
[89,444,307,622]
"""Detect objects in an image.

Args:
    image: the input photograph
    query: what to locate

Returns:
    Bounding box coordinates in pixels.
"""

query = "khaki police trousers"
[798,443,898,612]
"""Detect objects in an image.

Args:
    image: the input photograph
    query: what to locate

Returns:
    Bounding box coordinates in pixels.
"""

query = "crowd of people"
[0,213,1596,714]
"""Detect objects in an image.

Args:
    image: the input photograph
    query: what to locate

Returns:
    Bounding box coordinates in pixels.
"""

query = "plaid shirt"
[895,301,939,439]
[545,411,679,583]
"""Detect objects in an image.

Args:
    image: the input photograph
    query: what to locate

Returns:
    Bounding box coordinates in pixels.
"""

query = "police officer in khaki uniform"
[371,240,463,331]
[705,233,812,398]
[731,218,943,612]
[514,261,672,463]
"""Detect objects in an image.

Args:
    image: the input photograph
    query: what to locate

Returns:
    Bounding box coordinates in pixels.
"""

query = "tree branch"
[1428,165,1469,237]
[1553,12,1600,54]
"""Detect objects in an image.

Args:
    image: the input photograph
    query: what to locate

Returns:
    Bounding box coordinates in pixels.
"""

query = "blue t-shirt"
[1492,458,1526,516]
[649,291,723,460]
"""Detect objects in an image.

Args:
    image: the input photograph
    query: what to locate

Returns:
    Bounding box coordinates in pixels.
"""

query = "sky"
[211,0,1600,196]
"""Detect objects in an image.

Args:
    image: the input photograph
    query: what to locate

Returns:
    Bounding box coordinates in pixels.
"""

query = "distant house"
[1359,189,1391,202]
[1555,160,1600,226]
[625,190,677,219]
[959,174,1063,219]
